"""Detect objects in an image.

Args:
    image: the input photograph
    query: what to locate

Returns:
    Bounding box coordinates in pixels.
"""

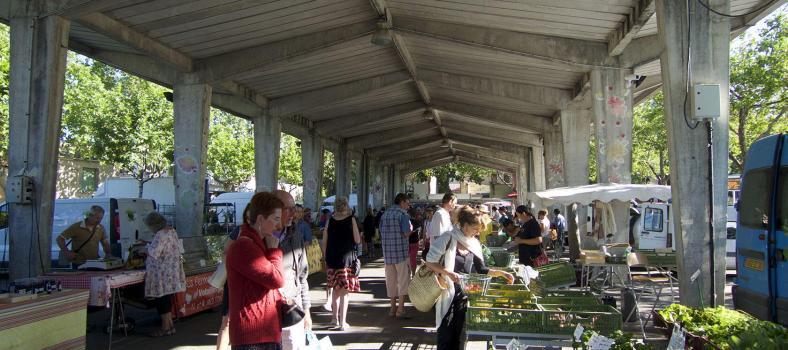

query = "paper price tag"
[588,333,615,350]
[574,324,585,342]
[667,325,686,350]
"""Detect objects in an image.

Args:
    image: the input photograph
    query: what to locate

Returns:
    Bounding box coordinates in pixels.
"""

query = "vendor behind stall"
[142,211,186,337]
[56,205,112,267]
[513,205,544,267]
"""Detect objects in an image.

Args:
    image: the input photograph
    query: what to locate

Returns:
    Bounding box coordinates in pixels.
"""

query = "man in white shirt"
[429,192,457,241]
[538,209,552,251]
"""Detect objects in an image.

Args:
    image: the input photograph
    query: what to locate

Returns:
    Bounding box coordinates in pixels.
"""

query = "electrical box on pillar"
[7,176,34,204]
[692,84,721,120]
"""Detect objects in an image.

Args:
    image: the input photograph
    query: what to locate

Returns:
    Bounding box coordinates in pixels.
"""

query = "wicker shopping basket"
[408,263,447,312]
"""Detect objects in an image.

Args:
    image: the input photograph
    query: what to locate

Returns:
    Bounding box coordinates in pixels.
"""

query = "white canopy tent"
[527,183,672,207]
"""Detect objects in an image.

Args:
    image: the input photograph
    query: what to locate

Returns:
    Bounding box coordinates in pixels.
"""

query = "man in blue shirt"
[379,193,412,318]
[295,204,313,243]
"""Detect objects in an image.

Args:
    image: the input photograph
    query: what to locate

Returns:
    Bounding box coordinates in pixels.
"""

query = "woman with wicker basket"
[425,207,514,350]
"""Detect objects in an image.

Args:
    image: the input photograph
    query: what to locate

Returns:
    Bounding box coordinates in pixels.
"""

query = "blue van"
[733,133,787,326]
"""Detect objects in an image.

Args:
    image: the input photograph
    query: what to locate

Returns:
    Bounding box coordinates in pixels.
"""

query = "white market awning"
[527,183,671,207]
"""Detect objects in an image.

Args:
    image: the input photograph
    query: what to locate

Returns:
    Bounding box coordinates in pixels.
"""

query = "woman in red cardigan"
[226,192,285,349]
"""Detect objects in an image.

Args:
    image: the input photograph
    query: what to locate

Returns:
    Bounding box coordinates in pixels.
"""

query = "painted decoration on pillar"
[176,154,199,174]
[373,175,382,194]
[547,155,564,187]
[606,96,626,117]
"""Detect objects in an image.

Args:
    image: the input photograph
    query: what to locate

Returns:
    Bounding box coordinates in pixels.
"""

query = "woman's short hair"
[144,212,168,232]
[457,207,483,228]
[248,192,284,224]
[334,196,349,214]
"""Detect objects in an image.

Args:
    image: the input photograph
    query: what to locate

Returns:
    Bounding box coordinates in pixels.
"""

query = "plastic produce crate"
[492,250,514,267]
[534,262,576,288]
[467,299,544,333]
[485,283,534,299]
[637,250,677,267]
[539,304,622,336]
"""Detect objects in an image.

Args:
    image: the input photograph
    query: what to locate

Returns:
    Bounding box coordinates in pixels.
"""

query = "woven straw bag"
[408,263,447,312]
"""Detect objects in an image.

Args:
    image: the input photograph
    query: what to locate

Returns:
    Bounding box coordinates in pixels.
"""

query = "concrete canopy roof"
[0,0,780,169]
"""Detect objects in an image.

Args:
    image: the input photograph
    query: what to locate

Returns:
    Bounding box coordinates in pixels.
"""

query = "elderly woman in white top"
[425,207,514,350]
[143,211,186,337]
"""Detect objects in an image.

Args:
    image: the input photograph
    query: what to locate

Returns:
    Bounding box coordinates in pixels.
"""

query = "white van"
[632,202,736,270]
[0,198,156,269]
[209,192,255,228]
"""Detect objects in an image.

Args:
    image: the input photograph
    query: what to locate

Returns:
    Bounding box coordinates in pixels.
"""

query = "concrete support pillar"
[591,68,634,184]
[335,142,351,199]
[392,168,403,195]
[385,165,395,205]
[657,0,729,307]
[7,11,69,280]
[253,113,281,192]
[358,153,370,218]
[561,108,592,260]
[543,126,565,189]
[301,129,323,212]
[591,68,634,244]
[529,146,546,192]
[371,160,384,210]
[173,80,211,262]
[515,148,529,206]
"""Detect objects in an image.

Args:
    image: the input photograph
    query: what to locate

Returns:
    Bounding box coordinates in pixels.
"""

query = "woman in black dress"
[321,196,361,330]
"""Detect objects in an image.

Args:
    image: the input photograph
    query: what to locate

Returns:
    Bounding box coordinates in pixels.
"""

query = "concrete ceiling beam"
[347,122,438,149]
[379,146,450,164]
[456,156,514,174]
[399,156,455,174]
[268,71,412,117]
[366,137,443,158]
[339,115,424,138]
[608,0,656,56]
[451,144,519,164]
[76,13,193,72]
[419,69,571,108]
[392,15,613,69]
[195,20,376,83]
[431,100,551,131]
[314,102,425,135]
[436,109,542,135]
[42,0,148,19]
[448,131,539,153]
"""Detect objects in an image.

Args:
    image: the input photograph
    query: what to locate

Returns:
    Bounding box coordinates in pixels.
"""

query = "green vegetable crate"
[467,300,621,336]
[530,262,577,291]
[539,304,622,336]
[637,250,677,267]
[492,250,514,267]
[484,283,534,299]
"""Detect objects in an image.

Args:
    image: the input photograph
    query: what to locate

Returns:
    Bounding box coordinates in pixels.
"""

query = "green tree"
[207,110,254,192]
[728,14,788,174]
[413,162,493,193]
[322,150,335,197]
[632,92,670,184]
[279,133,303,196]
[0,25,9,199]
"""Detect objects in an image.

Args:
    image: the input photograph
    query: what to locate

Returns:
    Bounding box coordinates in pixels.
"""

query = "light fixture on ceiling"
[441,139,451,148]
[371,19,393,47]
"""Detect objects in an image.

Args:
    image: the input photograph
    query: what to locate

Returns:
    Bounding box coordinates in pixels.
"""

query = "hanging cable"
[697,0,779,18]
[685,0,701,130]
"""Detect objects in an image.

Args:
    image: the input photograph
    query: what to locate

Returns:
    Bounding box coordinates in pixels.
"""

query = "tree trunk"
[736,107,748,173]
[138,178,144,198]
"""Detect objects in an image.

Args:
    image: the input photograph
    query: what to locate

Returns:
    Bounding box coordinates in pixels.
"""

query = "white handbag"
[208,261,227,289]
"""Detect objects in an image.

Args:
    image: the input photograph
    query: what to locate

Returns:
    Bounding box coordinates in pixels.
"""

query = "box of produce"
[536,295,601,306]
[492,250,514,267]
[656,304,787,349]
[485,283,534,299]
[467,298,544,333]
[539,304,622,336]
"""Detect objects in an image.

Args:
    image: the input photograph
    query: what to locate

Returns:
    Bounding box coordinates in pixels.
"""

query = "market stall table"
[0,289,89,350]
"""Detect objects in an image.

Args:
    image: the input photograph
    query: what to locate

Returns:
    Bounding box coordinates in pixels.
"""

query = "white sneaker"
[322,303,332,312]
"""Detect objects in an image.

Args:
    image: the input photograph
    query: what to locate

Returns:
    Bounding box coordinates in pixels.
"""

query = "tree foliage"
[279,133,303,196]
[728,13,788,174]
[207,110,254,192]
[412,162,493,193]
[0,25,9,183]
[632,92,670,184]
[322,150,335,197]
